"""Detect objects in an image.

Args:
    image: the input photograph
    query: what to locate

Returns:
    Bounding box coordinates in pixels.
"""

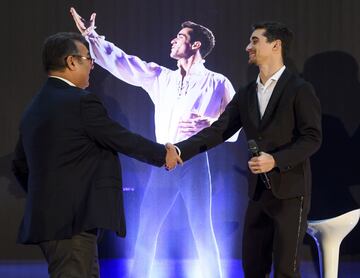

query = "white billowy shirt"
[86,31,239,144]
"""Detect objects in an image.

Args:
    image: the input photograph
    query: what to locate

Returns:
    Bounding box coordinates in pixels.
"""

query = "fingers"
[70,7,96,35]
[165,162,176,171]
[70,7,86,32]
[178,121,196,129]
[189,112,201,119]
[89,12,96,28]
[164,143,182,171]
[70,7,82,22]
[177,156,184,165]
[165,156,182,171]
[249,166,264,174]
[248,161,258,174]
[248,157,263,172]
[248,155,274,173]
[179,118,209,125]
[179,127,196,135]
[178,118,210,135]
[178,121,197,136]
[188,113,211,125]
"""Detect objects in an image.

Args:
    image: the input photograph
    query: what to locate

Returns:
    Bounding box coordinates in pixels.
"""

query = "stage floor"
[0,259,359,277]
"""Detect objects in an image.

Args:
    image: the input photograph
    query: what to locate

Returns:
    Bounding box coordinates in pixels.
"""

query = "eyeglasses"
[65,54,95,65]
[72,55,95,64]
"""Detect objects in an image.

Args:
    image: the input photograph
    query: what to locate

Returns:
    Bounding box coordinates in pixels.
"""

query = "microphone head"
[248,139,260,156]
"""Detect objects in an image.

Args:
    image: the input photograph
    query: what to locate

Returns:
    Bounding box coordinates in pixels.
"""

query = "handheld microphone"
[248,139,271,189]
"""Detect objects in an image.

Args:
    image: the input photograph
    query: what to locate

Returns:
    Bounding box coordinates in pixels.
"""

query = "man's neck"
[258,61,284,84]
[48,71,77,87]
[177,52,203,77]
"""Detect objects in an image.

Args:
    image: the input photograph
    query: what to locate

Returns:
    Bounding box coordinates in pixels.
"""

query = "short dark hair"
[42,32,89,72]
[181,21,215,58]
[252,21,293,60]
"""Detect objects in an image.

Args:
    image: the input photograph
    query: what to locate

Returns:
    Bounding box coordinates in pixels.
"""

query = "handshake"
[164,143,183,171]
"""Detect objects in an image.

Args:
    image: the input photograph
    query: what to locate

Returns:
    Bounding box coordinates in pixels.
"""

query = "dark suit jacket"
[177,69,322,200]
[12,78,166,244]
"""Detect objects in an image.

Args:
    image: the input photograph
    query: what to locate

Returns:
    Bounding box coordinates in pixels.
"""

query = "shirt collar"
[256,65,286,87]
[177,60,206,75]
[48,75,76,87]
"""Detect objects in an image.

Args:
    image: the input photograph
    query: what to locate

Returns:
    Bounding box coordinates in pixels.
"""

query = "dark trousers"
[242,185,310,278]
[39,231,100,278]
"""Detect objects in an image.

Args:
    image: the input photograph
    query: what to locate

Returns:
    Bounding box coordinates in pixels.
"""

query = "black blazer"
[12,78,166,244]
[177,69,322,199]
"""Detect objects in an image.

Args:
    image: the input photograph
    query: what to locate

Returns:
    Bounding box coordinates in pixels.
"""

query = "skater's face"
[170,27,195,60]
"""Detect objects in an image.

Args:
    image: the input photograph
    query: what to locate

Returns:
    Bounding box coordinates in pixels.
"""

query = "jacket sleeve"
[80,93,166,167]
[272,82,322,171]
[11,135,29,192]
[176,90,243,161]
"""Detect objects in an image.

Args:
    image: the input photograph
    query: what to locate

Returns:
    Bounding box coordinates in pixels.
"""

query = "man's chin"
[248,58,258,65]
[170,52,178,59]
[82,81,89,89]
[170,54,181,61]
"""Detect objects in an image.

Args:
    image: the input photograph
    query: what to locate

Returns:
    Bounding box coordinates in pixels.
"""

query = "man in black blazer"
[11,32,180,278]
[175,22,322,277]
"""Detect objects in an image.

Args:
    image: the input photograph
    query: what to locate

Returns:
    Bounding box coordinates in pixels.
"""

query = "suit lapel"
[260,69,292,129]
[247,82,261,129]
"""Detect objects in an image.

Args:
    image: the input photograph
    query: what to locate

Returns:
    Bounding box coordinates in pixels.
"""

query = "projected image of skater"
[71,8,239,277]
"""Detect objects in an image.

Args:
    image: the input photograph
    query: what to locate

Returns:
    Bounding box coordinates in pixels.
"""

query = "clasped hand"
[164,143,183,171]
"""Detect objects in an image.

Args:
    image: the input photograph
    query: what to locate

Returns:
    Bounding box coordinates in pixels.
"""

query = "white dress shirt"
[256,65,286,118]
[86,31,238,144]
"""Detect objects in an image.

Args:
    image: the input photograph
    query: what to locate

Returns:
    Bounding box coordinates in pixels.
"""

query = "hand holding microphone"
[248,140,275,189]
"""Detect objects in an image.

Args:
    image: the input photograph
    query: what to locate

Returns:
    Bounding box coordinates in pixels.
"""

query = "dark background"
[1,0,359,265]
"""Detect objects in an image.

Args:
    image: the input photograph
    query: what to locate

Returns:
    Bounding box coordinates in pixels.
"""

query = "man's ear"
[191,41,201,50]
[65,56,77,71]
[273,39,282,52]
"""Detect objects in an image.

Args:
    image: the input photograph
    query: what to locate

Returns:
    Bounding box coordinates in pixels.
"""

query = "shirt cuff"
[165,143,181,157]
[174,145,181,157]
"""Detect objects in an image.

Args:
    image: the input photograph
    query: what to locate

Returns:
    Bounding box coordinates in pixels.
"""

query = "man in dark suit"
[175,22,322,277]
[11,32,180,278]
